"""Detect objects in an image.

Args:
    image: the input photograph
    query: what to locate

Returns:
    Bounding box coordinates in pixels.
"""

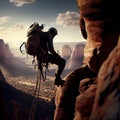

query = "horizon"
[1,38,86,49]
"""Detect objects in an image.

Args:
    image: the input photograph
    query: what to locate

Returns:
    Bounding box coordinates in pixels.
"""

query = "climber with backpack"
[20,23,66,86]
[37,27,66,86]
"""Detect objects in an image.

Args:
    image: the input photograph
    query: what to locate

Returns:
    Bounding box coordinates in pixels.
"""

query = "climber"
[37,27,66,86]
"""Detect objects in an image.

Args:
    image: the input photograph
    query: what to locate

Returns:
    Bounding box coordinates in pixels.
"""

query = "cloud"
[0,27,7,36]
[56,11,80,28]
[10,0,35,7]
[11,23,26,30]
[0,23,27,47]
[0,23,27,39]
[0,16,10,25]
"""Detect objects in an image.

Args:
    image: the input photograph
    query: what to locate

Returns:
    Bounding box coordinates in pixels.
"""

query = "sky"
[0,0,85,48]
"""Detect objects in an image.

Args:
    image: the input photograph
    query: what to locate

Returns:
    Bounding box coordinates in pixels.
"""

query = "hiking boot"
[54,78,65,86]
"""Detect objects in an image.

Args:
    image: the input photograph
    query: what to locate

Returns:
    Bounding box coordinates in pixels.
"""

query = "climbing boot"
[54,77,65,86]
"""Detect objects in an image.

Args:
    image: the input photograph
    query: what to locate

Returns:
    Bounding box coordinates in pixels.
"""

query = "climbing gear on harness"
[38,60,49,81]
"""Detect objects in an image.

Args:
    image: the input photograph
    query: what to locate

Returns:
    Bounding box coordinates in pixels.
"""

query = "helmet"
[48,27,58,35]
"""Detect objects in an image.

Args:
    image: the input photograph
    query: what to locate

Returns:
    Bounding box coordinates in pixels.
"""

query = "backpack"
[20,23,49,81]
[20,22,45,56]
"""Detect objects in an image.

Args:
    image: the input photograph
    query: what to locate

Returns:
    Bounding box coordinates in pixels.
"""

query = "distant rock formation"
[61,42,85,70]
[67,42,85,70]
[61,44,72,61]
[0,39,37,77]
[0,39,13,61]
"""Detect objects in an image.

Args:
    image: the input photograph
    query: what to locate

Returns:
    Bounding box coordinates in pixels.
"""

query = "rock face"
[54,66,96,120]
[54,0,120,120]
[90,37,120,120]
[78,0,120,74]
[74,78,97,120]
[0,70,10,120]
[54,36,120,120]
[73,40,120,120]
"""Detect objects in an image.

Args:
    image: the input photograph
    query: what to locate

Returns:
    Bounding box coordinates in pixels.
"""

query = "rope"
[29,61,48,120]
[29,69,42,120]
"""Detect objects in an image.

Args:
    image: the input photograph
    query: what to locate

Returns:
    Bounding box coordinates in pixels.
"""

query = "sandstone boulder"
[90,37,120,120]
